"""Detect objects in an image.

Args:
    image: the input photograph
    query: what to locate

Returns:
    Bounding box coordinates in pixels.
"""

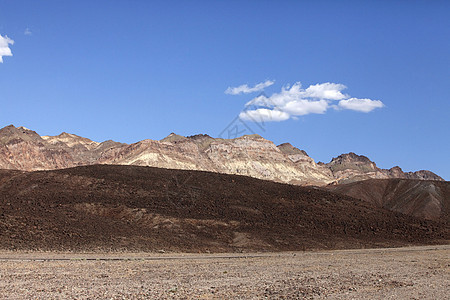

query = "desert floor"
[0,245,448,299]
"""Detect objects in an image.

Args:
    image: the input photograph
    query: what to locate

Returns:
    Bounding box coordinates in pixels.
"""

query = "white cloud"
[239,108,290,122]
[24,28,32,36]
[0,34,14,63]
[338,98,384,112]
[239,81,384,122]
[305,82,348,100]
[282,99,329,115]
[225,80,274,95]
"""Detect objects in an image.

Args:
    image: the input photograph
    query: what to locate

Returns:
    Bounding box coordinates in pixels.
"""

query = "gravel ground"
[0,245,448,299]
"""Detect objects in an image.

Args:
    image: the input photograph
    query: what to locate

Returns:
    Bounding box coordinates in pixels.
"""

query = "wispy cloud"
[225,80,274,95]
[24,28,32,36]
[0,34,14,63]
[238,82,384,122]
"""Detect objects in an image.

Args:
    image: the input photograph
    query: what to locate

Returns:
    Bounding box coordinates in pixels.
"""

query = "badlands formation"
[0,125,443,186]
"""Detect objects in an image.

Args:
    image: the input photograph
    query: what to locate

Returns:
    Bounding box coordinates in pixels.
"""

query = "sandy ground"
[0,245,448,299]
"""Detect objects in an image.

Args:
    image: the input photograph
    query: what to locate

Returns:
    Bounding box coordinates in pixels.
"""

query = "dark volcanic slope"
[0,165,448,252]
[327,179,450,222]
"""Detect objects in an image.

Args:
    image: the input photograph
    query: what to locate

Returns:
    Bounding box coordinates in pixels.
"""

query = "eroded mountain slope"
[0,125,443,186]
[327,179,450,221]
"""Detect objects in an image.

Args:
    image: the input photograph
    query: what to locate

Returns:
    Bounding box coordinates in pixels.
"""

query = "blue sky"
[0,1,449,179]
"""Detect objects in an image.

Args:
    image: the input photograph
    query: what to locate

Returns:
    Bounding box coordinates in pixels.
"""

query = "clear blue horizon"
[0,1,449,179]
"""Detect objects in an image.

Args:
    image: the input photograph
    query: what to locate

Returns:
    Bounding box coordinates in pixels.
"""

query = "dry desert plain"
[0,245,448,299]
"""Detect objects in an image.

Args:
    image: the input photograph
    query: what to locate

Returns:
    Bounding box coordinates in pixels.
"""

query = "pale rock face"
[98,139,212,171]
[0,125,444,185]
[42,132,100,150]
[201,136,334,185]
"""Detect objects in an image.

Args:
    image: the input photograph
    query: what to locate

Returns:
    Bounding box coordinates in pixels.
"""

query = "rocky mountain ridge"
[325,152,443,184]
[0,125,443,186]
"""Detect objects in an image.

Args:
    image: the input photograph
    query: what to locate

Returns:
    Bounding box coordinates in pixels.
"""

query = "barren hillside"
[0,165,447,252]
[327,179,450,222]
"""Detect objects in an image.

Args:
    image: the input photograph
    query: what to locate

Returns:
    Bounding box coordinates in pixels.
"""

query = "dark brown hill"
[327,179,450,222]
[0,165,447,252]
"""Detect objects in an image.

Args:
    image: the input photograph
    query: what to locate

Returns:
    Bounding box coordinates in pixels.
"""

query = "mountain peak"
[330,152,374,165]
[17,126,32,132]
[160,133,187,143]
[411,170,444,181]
[339,152,370,160]
[58,132,73,137]
[277,143,309,156]
[0,124,42,144]
[236,134,266,141]
[187,134,213,140]
[327,152,379,177]
[0,124,17,135]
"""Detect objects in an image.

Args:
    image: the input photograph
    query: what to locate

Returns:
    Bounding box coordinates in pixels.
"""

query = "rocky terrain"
[0,165,447,252]
[0,246,448,299]
[327,179,450,222]
[0,125,443,186]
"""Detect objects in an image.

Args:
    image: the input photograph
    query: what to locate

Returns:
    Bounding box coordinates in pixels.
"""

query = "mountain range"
[0,125,443,186]
[0,125,448,251]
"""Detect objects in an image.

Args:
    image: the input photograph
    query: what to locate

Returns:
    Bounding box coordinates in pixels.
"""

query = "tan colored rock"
[0,125,443,186]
